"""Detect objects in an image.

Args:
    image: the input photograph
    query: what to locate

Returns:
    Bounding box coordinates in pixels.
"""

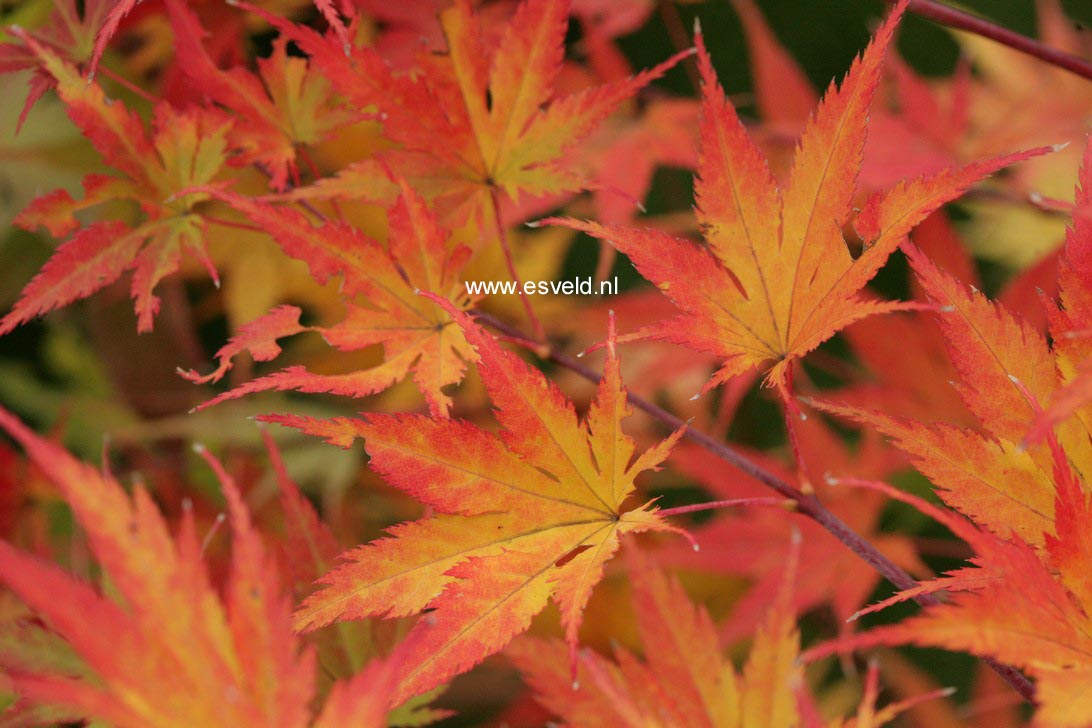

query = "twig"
[471,309,1037,705]
[896,0,1092,82]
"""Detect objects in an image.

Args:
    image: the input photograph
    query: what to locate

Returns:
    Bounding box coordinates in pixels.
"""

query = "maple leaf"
[163,0,352,191]
[3,31,231,335]
[261,301,687,703]
[799,214,1092,550]
[803,475,1092,727]
[1025,135,1092,444]
[546,1,1050,399]
[183,179,476,416]
[0,0,114,126]
[246,0,692,228]
[0,407,402,727]
[511,545,943,727]
[87,0,353,81]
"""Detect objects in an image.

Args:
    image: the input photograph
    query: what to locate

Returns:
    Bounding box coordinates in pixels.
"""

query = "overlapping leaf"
[184,180,475,416]
[164,0,352,191]
[0,0,114,125]
[1026,136,1092,443]
[0,407,399,727]
[804,475,1092,727]
[511,546,941,727]
[263,302,686,703]
[548,1,1049,398]
[800,139,1092,724]
[249,0,691,228]
[3,32,231,334]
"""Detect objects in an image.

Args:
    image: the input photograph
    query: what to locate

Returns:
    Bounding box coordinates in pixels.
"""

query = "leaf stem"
[489,188,546,342]
[897,0,1092,82]
[471,308,1038,705]
[657,496,787,517]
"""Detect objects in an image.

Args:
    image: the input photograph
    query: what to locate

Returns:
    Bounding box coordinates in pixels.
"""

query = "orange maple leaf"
[0,407,399,728]
[1025,136,1092,443]
[248,0,691,227]
[164,0,352,191]
[546,1,1049,399]
[817,167,1092,547]
[4,31,230,334]
[262,302,687,703]
[511,545,943,727]
[184,180,476,416]
[804,473,1092,727]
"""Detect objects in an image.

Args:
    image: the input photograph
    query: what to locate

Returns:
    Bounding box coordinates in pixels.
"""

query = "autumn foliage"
[1,0,1091,725]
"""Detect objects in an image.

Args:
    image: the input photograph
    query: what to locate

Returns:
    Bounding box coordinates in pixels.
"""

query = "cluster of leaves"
[1,0,1091,725]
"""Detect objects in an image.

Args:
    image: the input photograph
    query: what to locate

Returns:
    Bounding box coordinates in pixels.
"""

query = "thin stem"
[253,162,330,223]
[489,188,546,342]
[781,365,812,492]
[204,214,264,233]
[100,65,161,105]
[658,496,787,518]
[897,0,1092,82]
[299,147,348,224]
[471,309,1037,705]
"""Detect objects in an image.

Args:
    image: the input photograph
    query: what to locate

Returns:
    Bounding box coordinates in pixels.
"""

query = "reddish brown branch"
[471,309,1037,705]
[897,0,1092,82]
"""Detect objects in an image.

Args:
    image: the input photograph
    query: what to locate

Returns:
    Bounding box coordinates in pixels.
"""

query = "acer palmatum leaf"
[1025,135,1092,444]
[261,300,688,703]
[0,408,405,727]
[5,31,230,334]
[513,542,945,726]
[803,478,1092,727]
[546,0,1051,401]
[238,0,692,227]
[188,181,475,416]
[164,0,351,191]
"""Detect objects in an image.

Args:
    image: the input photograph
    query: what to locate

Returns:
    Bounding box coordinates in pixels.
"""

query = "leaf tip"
[1052,141,1071,153]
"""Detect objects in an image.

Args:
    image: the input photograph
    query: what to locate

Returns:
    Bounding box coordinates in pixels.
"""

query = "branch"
[898,0,1092,82]
[471,309,1037,705]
